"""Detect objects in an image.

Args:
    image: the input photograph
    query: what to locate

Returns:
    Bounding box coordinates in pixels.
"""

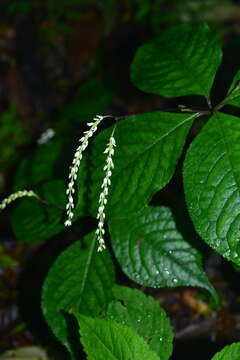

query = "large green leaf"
[110,206,218,304]
[106,285,173,360]
[76,315,160,360]
[223,69,240,107]
[131,23,222,98]
[90,111,197,218]
[11,180,66,243]
[212,343,240,360]
[42,233,115,356]
[184,112,240,265]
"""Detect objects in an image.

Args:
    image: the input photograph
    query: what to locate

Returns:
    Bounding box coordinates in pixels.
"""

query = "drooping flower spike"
[96,128,116,252]
[65,115,107,227]
[0,190,38,211]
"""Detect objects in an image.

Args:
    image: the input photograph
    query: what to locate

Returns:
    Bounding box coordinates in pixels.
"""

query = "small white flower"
[0,190,38,211]
[96,131,116,251]
[37,128,55,145]
[64,115,106,227]
[64,220,72,226]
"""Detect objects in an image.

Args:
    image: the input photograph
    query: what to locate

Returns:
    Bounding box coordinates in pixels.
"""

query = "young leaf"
[106,285,173,360]
[223,69,240,107]
[212,343,240,360]
[90,111,197,218]
[131,23,222,98]
[109,206,218,304]
[184,112,240,265]
[76,315,160,360]
[42,233,115,356]
[11,180,66,243]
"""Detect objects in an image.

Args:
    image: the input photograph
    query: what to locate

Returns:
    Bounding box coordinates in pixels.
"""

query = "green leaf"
[42,233,115,356]
[11,180,66,243]
[109,206,218,304]
[106,285,173,360]
[58,77,113,123]
[212,343,240,360]
[76,315,160,360]
[12,138,87,243]
[184,112,240,265]
[90,111,197,218]
[223,69,240,107]
[131,23,222,98]
[14,138,68,189]
[14,137,87,208]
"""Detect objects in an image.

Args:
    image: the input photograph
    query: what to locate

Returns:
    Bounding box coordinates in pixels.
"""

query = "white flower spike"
[96,131,116,252]
[0,190,38,210]
[64,115,106,227]
[37,128,55,145]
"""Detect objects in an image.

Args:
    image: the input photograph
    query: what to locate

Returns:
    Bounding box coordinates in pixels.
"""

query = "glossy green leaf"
[106,285,173,360]
[131,23,222,98]
[42,233,115,356]
[90,111,197,218]
[212,343,240,360]
[223,69,240,107]
[110,206,218,304]
[184,112,240,265]
[11,180,66,243]
[76,315,160,360]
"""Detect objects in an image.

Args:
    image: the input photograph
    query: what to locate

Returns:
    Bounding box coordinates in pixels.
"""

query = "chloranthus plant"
[2,22,240,358]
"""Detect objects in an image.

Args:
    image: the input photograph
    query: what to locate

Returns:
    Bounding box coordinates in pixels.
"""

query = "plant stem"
[37,197,66,211]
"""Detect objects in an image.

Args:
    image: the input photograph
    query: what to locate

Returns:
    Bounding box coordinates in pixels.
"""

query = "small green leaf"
[223,69,240,107]
[184,112,240,265]
[131,23,222,98]
[106,285,173,360]
[76,315,160,360]
[212,343,240,360]
[42,233,115,356]
[110,206,218,304]
[90,111,197,218]
[11,180,66,243]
